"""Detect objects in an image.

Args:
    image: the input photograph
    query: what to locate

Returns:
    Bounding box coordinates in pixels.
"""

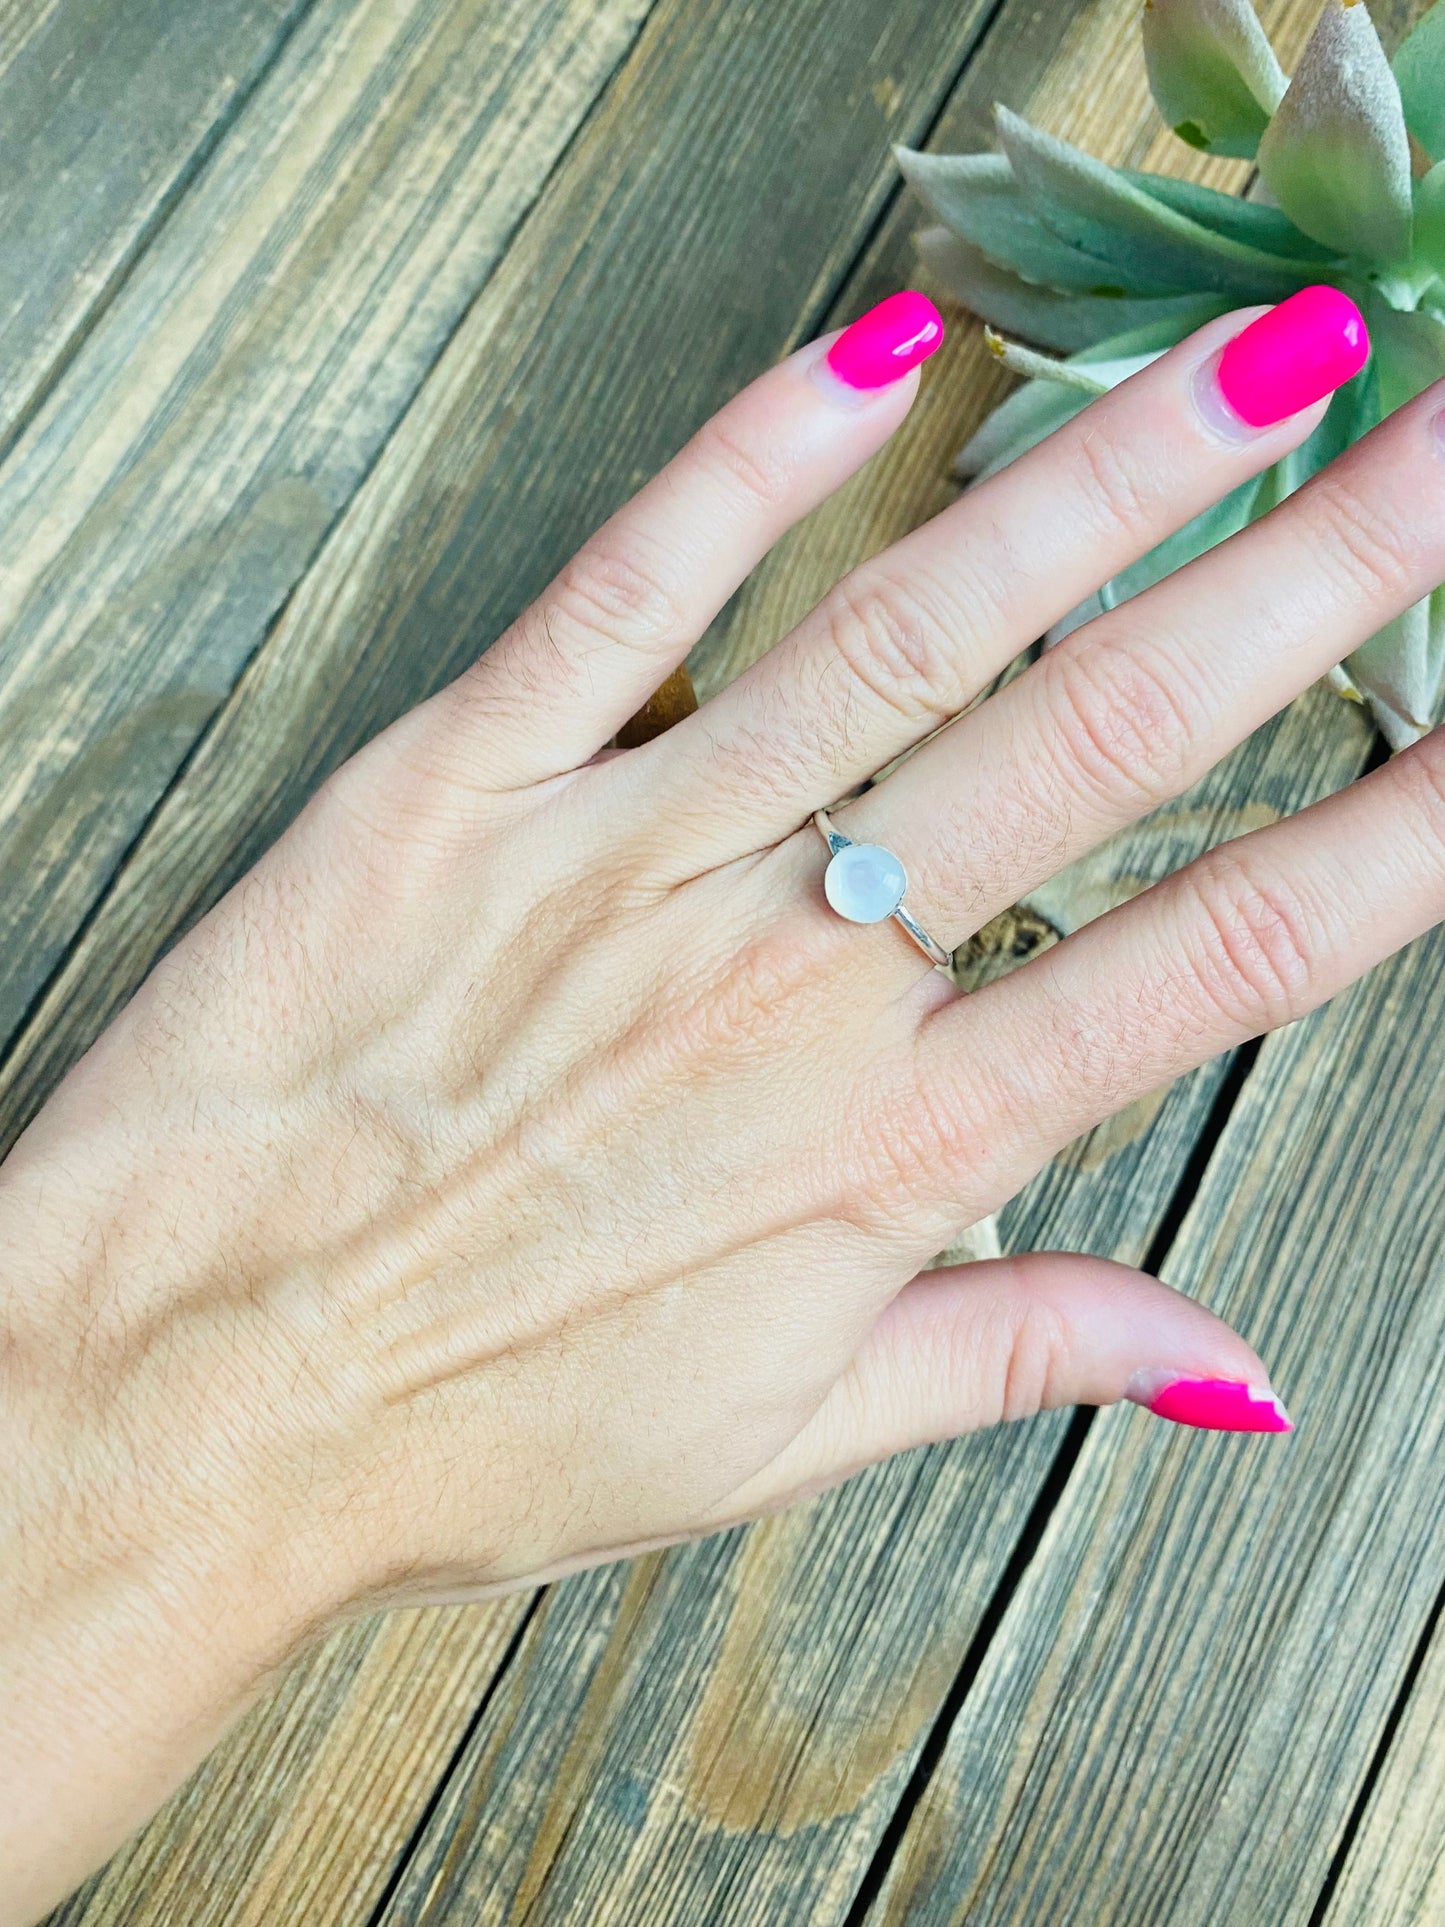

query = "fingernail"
[1124,1370,1293,1434]
[1205,284,1368,432]
[824,291,945,391]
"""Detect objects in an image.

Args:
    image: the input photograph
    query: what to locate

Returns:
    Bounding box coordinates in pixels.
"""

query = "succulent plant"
[899,0,1445,749]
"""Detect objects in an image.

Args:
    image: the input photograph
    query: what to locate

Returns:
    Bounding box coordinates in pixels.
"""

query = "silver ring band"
[812,809,952,969]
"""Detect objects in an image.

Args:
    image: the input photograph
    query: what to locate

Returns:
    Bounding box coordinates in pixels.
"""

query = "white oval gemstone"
[823,842,907,923]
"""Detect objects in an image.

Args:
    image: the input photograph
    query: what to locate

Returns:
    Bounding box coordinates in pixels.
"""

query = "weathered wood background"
[5,0,1439,1918]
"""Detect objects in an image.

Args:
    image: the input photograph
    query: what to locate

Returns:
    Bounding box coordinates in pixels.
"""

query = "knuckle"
[821,566,965,728]
[1043,633,1197,814]
[661,923,827,1069]
[697,718,809,821]
[545,528,687,655]
[1184,847,1317,1031]
[1070,426,1151,544]
[998,1283,1074,1424]
[1306,473,1419,606]
[849,1090,960,1215]
[848,1053,1016,1222]
[695,411,788,511]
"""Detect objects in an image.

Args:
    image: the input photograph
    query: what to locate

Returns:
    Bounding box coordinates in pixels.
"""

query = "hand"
[5,284,1444,1920]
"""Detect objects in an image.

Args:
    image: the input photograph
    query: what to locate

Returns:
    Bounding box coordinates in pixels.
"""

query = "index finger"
[411,295,942,792]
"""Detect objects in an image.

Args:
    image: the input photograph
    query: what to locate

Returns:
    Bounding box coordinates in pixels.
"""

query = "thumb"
[709,1251,1291,1528]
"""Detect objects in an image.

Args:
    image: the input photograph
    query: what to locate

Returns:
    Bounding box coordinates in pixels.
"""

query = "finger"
[415,293,943,790]
[640,288,1365,865]
[830,331,1445,965]
[912,728,1445,1211]
[705,1252,1288,1523]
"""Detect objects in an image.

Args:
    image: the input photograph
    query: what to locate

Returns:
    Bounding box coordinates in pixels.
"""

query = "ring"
[812,809,952,969]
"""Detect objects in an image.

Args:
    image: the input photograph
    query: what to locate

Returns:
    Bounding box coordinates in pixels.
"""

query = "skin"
[6,303,1445,1921]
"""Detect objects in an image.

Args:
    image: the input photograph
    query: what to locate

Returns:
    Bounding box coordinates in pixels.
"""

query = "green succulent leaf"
[1365,299,1445,412]
[1122,169,1341,261]
[1348,588,1445,748]
[1256,0,1412,265]
[1392,0,1445,161]
[994,105,1315,298]
[915,227,1230,351]
[1141,0,1287,158]
[1413,160,1445,279]
[896,149,1182,293]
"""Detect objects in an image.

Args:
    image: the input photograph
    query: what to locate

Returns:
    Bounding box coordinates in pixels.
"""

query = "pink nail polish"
[1127,1371,1293,1434]
[825,292,945,390]
[1214,284,1369,428]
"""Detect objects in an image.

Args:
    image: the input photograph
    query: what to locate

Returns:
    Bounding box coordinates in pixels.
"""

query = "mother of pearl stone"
[823,842,907,924]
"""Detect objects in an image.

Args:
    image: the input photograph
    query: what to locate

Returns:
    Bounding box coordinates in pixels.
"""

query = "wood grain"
[1321,1602,1445,1926]
[0,0,313,455]
[0,0,658,1056]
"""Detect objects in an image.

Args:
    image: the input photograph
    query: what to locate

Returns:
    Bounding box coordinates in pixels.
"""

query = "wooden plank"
[14,0,1066,1916]
[1321,1607,1445,1926]
[0,0,658,1057]
[869,928,1445,1925]
[376,1437,1067,1925]
[45,1600,529,1927]
[0,0,313,456]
